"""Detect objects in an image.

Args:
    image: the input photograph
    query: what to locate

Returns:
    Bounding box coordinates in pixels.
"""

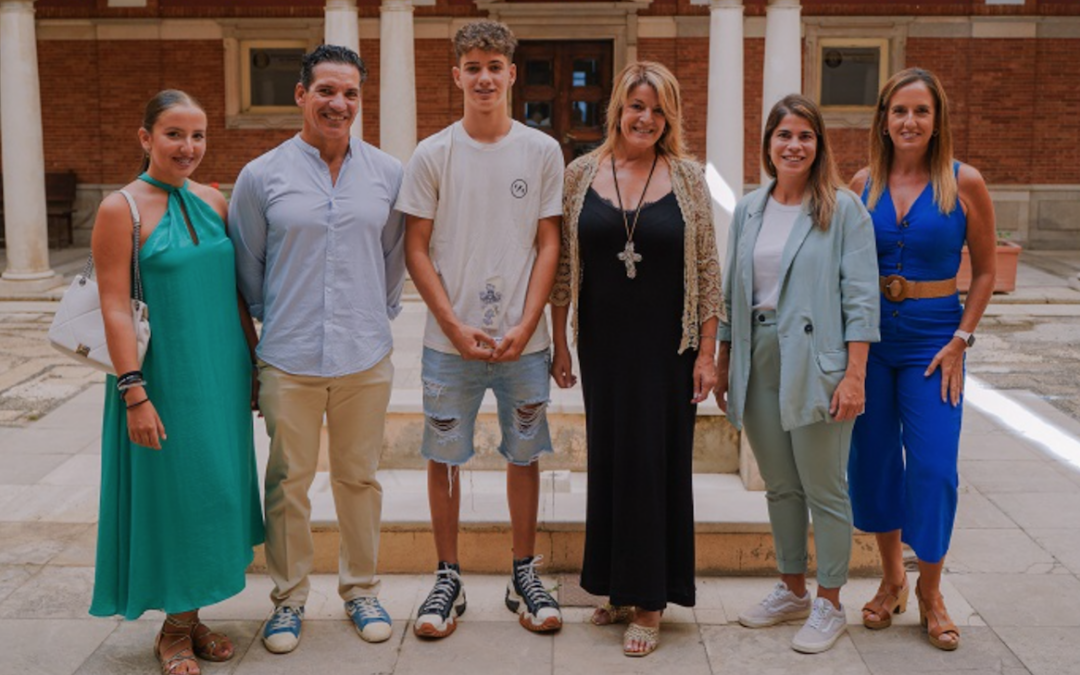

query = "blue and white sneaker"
[345,596,393,643]
[263,605,304,654]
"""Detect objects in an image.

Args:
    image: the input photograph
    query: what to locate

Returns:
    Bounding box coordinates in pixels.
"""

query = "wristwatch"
[953,329,975,347]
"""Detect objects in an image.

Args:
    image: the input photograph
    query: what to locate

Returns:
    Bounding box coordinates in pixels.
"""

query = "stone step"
[247,468,880,577]
[373,388,740,473]
[304,383,742,474]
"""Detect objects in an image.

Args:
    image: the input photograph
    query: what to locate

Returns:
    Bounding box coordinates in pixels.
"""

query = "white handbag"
[48,190,150,375]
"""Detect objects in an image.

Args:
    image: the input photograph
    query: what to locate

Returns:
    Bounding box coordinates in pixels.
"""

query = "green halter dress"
[90,174,264,619]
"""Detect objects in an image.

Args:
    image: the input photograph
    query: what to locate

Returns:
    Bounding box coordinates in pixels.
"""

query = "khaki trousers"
[259,354,393,607]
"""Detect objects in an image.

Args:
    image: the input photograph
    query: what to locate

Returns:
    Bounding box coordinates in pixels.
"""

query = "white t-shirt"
[752,197,803,311]
[396,120,564,355]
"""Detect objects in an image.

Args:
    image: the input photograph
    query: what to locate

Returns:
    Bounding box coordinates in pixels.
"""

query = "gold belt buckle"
[883,274,907,301]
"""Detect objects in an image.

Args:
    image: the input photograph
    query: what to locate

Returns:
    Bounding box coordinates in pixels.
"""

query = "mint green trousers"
[742,312,854,588]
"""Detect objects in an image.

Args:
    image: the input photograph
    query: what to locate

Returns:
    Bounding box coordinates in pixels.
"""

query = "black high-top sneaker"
[505,555,562,632]
[414,561,467,639]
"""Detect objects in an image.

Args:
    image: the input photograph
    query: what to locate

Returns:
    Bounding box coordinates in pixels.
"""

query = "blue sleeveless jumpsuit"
[848,163,966,564]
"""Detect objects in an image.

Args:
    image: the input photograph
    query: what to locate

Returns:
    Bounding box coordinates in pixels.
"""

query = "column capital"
[766,0,800,9]
[0,1,35,14]
[706,0,743,9]
[380,0,415,12]
[325,0,358,10]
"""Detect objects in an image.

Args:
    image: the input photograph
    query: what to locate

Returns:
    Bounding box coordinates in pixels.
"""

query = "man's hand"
[490,323,533,362]
[445,321,498,360]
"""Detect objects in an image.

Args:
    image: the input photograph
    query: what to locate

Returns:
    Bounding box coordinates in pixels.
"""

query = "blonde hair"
[596,61,688,161]
[762,94,841,231]
[867,68,957,214]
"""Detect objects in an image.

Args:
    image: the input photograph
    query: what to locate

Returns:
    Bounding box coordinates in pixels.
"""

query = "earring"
[932,130,939,137]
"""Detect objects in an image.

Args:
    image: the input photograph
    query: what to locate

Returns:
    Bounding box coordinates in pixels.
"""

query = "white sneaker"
[738,581,812,628]
[792,597,847,654]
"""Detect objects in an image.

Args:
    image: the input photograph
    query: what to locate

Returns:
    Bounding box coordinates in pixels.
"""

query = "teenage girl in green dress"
[91,90,264,675]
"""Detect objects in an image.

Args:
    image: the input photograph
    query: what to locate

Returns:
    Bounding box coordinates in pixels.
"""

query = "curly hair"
[453,20,517,62]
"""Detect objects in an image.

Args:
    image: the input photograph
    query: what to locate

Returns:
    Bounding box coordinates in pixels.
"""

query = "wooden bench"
[0,170,78,248]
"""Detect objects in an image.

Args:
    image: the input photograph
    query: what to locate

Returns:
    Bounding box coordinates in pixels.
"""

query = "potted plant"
[957,231,1021,294]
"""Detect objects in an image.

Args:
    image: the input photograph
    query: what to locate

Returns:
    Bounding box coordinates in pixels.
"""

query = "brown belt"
[879,275,957,302]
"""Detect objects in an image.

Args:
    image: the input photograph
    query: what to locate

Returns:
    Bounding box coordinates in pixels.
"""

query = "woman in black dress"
[550,61,722,657]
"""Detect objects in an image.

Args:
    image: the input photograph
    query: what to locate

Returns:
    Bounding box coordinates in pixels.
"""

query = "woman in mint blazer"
[713,95,879,654]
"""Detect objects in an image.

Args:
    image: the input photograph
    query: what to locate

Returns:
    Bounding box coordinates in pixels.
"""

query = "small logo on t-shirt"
[510,179,528,199]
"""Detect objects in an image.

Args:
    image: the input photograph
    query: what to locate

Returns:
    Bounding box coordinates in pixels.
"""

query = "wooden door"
[513,41,613,164]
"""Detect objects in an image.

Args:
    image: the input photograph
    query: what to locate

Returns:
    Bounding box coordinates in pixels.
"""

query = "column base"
[0,270,64,297]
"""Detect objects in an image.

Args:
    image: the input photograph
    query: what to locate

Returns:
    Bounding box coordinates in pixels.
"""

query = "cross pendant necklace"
[617,241,642,278]
[611,152,659,279]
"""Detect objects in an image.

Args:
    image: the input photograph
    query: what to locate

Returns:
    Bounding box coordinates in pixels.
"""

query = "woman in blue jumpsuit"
[848,68,996,651]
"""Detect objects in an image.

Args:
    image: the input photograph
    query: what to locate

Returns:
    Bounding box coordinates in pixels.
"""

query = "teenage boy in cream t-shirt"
[396,19,564,640]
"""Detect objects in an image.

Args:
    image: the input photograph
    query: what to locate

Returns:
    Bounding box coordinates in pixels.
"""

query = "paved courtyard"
[1,250,1080,674]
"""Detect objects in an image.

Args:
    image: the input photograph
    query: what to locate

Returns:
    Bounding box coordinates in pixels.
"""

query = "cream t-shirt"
[752,197,803,311]
[396,121,564,355]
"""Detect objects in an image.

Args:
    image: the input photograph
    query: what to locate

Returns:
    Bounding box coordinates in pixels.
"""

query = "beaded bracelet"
[117,371,146,394]
[117,378,147,393]
[117,370,143,385]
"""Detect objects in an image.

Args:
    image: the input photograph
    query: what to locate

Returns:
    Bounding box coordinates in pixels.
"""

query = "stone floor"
[3,369,1080,673]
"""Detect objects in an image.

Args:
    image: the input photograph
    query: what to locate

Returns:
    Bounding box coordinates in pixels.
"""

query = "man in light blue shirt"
[228,45,405,655]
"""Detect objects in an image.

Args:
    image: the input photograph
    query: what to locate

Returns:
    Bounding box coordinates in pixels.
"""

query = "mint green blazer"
[718,183,881,431]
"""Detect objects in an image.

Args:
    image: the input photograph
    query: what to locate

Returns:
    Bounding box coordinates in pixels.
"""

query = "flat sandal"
[862,579,909,630]
[591,603,635,626]
[191,622,235,662]
[154,617,199,675]
[623,622,659,657]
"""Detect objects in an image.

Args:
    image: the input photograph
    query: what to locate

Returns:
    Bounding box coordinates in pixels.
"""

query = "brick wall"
[640,0,1079,18]
[10,14,1080,191]
[905,37,1080,185]
[635,34,1080,186]
[415,39,462,142]
[28,40,314,186]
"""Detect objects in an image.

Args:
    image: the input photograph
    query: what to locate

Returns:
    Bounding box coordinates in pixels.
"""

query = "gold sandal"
[916,579,960,651]
[623,622,660,657]
[591,603,635,626]
[862,579,909,629]
[191,622,235,662]
[154,616,199,675]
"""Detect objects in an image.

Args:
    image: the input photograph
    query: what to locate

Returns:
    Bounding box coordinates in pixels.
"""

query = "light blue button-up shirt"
[229,135,406,377]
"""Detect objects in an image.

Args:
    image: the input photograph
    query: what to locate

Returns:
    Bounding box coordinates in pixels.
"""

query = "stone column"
[379,0,417,163]
[0,0,57,291]
[325,0,363,139]
[761,0,801,179]
[704,0,744,268]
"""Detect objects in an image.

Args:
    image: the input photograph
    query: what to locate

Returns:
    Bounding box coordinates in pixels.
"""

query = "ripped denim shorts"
[420,346,553,466]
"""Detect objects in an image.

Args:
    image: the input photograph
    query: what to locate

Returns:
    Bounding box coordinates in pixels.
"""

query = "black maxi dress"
[577,187,698,611]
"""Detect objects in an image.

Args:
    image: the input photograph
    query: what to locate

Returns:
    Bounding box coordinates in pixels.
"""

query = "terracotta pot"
[957,240,1022,294]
